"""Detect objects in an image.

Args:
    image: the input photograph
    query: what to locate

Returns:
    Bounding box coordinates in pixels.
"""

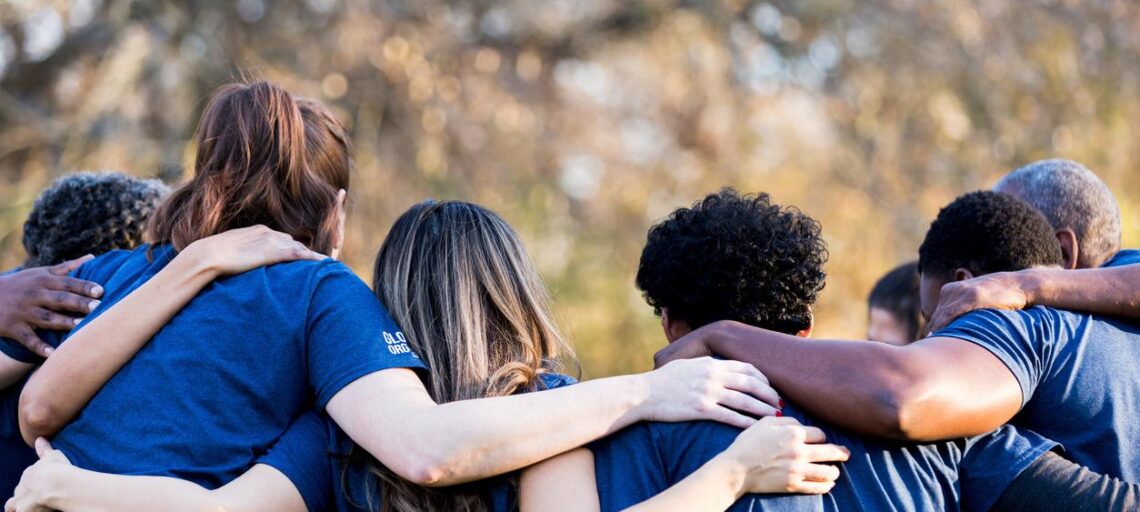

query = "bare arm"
[0,353,32,390]
[655,321,1022,441]
[519,417,848,512]
[928,265,1140,332]
[5,446,304,512]
[326,357,778,488]
[519,449,601,512]
[19,227,324,444]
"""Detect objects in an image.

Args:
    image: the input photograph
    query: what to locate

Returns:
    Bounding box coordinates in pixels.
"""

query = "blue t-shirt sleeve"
[959,425,1059,512]
[935,308,1055,408]
[537,372,577,390]
[590,423,670,511]
[1101,249,1140,268]
[305,263,427,409]
[256,412,336,512]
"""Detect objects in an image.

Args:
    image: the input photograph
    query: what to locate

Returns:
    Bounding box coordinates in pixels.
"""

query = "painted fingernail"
[779,399,785,408]
[88,300,100,312]
[775,410,783,417]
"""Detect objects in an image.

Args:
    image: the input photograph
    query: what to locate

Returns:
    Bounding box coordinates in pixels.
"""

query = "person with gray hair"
[927,159,1140,332]
[21,171,170,268]
[0,170,169,498]
[993,158,1122,270]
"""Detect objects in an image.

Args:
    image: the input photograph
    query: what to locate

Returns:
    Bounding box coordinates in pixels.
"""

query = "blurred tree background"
[1,0,1137,378]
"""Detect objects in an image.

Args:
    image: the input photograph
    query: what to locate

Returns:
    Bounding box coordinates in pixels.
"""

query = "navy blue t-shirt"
[936,304,1140,481]
[0,267,37,497]
[592,403,1053,510]
[0,375,37,498]
[1100,248,1140,268]
[259,373,578,512]
[0,244,426,489]
[592,404,1055,512]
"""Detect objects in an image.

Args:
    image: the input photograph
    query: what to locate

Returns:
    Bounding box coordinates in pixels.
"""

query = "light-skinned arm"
[5,440,305,512]
[18,226,325,444]
[654,321,1022,441]
[928,265,1140,332]
[327,356,780,488]
[21,226,785,489]
[518,416,849,512]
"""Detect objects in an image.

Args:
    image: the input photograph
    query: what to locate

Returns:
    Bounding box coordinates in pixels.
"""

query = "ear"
[795,310,814,338]
[953,268,975,282]
[1055,228,1079,270]
[330,189,348,260]
[661,309,692,343]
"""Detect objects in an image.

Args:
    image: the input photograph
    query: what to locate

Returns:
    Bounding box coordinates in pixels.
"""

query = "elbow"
[388,453,454,487]
[406,462,450,487]
[859,380,933,442]
[19,394,64,446]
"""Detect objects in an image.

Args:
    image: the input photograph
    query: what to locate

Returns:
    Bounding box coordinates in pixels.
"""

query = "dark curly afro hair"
[23,171,170,267]
[636,188,828,335]
[918,190,1063,280]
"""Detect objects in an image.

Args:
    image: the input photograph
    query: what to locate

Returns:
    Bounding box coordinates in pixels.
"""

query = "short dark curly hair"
[636,189,828,335]
[23,171,170,267]
[918,190,1063,280]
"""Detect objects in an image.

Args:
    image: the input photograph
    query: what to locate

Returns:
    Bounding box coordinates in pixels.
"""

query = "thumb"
[34,437,52,458]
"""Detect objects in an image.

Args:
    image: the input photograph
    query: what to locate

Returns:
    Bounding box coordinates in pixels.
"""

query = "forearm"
[705,324,1017,440]
[1023,266,1140,319]
[334,371,651,487]
[19,252,217,443]
[37,466,225,512]
[624,455,744,512]
[992,451,1139,511]
[0,354,32,389]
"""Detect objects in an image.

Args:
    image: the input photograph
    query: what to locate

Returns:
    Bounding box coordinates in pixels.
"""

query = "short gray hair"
[994,159,1121,268]
[23,171,170,267]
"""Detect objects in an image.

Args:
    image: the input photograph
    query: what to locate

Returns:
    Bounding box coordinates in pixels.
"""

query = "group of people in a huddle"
[0,80,1137,512]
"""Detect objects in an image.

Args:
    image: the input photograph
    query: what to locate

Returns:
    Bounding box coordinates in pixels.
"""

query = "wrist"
[1017,269,1049,307]
[172,243,221,281]
[622,372,655,422]
[36,463,79,509]
[707,452,749,500]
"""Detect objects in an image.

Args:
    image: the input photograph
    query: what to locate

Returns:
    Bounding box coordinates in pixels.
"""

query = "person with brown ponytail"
[2,82,819,511]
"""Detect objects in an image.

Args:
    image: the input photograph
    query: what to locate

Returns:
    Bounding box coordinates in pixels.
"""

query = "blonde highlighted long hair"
[357,200,577,511]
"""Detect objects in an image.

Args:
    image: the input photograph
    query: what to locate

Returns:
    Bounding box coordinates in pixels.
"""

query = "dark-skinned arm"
[928,264,1140,331]
[654,320,1022,441]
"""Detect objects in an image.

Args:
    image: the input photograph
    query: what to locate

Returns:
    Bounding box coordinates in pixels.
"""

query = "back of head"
[23,171,170,267]
[368,200,575,511]
[148,81,349,254]
[637,188,828,335]
[918,191,1063,281]
[994,159,1121,268]
[867,261,924,344]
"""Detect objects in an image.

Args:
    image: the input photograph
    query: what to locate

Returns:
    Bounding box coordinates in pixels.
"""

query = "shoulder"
[938,306,1073,339]
[266,257,360,284]
[270,259,376,308]
[75,245,157,283]
[1101,249,1140,268]
[536,372,578,391]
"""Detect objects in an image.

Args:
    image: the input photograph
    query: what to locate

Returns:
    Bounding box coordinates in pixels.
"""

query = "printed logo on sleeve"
[383,331,418,358]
